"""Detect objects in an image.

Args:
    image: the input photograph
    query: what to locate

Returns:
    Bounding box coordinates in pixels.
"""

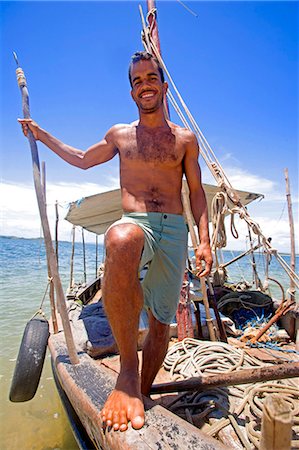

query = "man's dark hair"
[128,51,165,87]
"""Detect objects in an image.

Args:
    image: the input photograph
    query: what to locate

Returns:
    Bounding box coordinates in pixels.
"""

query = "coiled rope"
[164,338,246,380]
[163,339,299,449]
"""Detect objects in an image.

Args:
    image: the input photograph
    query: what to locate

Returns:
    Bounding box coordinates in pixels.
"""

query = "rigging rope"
[138,7,299,290]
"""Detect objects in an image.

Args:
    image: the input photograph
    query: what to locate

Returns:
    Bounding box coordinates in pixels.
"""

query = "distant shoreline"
[1,235,297,257]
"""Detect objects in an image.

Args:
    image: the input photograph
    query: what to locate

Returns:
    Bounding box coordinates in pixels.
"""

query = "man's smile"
[139,90,156,99]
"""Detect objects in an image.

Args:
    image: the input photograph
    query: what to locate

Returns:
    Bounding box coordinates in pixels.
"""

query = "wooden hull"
[48,332,226,450]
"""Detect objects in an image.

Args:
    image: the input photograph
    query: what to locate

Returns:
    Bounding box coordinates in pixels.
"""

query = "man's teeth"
[141,92,154,98]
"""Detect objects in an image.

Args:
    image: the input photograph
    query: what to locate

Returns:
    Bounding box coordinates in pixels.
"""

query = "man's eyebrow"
[132,75,141,83]
[132,72,159,84]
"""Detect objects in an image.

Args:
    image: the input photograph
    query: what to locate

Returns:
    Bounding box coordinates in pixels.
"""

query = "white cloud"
[1,171,297,253]
[0,179,119,243]
[202,164,274,195]
[202,163,299,204]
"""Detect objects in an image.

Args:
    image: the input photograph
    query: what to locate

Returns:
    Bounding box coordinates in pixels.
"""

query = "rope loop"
[146,8,157,36]
[230,212,239,239]
[28,278,52,321]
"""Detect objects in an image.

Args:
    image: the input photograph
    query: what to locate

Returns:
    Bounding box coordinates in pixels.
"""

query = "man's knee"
[148,312,170,339]
[105,224,144,257]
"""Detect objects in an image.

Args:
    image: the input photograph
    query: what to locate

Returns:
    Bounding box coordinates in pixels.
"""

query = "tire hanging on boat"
[9,317,50,402]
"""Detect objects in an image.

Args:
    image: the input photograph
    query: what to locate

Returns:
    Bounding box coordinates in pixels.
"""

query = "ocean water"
[0,236,104,450]
[0,235,297,449]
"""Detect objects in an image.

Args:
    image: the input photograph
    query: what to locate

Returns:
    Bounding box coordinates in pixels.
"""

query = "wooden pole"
[82,227,87,284]
[284,168,296,301]
[284,168,298,351]
[247,224,260,289]
[55,200,59,268]
[150,361,299,394]
[41,161,58,334]
[70,225,76,289]
[14,56,79,364]
[182,183,217,341]
[146,0,170,119]
[145,3,220,341]
[260,394,293,450]
[95,234,98,278]
[250,299,294,344]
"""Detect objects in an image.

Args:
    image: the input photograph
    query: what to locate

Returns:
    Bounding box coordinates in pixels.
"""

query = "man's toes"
[112,412,120,431]
[101,409,107,426]
[119,410,128,432]
[131,415,145,430]
[104,410,113,427]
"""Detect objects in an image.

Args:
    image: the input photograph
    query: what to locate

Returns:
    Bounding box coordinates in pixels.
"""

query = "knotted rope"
[138,6,299,291]
[163,339,299,449]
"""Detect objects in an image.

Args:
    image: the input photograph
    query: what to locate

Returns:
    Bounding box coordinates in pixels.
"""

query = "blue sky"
[1,1,298,251]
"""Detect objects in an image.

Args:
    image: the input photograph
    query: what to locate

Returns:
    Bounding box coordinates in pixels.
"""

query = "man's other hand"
[195,243,213,277]
[18,118,40,140]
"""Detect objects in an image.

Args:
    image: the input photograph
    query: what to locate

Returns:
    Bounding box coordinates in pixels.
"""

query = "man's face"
[130,59,167,114]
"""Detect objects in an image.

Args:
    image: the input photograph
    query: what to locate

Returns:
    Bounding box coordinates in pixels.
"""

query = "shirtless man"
[19,51,212,433]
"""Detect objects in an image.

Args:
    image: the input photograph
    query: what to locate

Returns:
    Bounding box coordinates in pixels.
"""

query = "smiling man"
[19,51,212,432]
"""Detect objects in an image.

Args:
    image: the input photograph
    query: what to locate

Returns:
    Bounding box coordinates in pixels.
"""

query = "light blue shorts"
[107,212,188,324]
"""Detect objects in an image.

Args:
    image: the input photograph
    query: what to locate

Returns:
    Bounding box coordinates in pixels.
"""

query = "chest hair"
[124,127,179,163]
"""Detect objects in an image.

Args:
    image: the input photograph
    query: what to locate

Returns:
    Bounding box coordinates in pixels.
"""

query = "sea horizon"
[1,234,297,257]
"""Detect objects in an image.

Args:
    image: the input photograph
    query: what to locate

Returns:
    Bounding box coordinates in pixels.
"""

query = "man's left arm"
[183,131,213,277]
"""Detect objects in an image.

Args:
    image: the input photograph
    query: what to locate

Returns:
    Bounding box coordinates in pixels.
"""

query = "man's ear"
[163,81,168,95]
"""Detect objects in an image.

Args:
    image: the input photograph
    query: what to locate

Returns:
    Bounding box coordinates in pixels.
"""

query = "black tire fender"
[9,317,50,402]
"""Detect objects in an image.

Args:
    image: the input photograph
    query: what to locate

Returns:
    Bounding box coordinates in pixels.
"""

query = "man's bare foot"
[101,372,145,432]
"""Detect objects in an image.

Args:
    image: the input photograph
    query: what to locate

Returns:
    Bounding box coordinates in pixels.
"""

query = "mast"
[146,0,161,54]
[146,0,170,118]
[145,1,223,342]
[284,168,296,301]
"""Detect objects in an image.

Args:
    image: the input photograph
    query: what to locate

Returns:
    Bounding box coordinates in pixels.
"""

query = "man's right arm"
[18,118,118,169]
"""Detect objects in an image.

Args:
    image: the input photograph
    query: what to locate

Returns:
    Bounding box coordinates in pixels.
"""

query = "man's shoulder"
[105,123,134,140]
[108,123,133,133]
[168,121,196,141]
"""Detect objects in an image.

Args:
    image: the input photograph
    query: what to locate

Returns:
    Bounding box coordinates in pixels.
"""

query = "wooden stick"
[42,161,58,334]
[220,243,262,268]
[260,394,292,450]
[284,168,296,302]
[14,57,79,364]
[82,227,87,284]
[150,361,299,394]
[182,182,217,341]
[95,234,98,278]
[206,278,227,343]
[69,225,75,289]
[55,200,59,268]
[146,0,170,119]
[250,300,294,344]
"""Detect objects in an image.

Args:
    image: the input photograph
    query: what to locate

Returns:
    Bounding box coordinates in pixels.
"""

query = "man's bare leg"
[141,310,170,397]
[101,224,145,431]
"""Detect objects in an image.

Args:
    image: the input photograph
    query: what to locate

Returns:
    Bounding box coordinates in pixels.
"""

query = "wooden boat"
[49,316,229,450]
[12,1,298,448]
[47,186,299,450]
[48,184,257,450]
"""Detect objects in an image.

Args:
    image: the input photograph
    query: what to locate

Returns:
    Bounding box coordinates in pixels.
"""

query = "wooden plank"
[48,333,226,450]
[151,362,299,394]
[260,394,293,450]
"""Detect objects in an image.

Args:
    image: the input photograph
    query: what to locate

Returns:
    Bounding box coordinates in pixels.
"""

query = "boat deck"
[49,331,227,450]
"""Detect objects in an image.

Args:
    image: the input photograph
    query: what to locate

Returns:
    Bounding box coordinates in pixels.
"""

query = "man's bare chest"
[119,128,184,165]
